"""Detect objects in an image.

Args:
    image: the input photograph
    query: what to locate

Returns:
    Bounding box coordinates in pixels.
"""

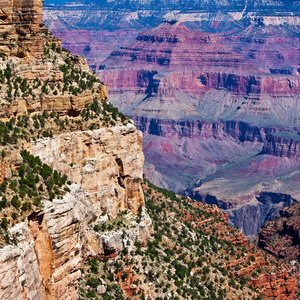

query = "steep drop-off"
[96,20,300,235]
[0,1,151,299]
[0,1,299,299]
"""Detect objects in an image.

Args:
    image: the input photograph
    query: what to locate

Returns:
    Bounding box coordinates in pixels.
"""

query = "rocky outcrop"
[91,209,153,255]
[0,51,108,119]
[262,134,300,158]
[252,270,296,299]
[258,202,300,260]
[0,123,149,299]
[0,0,43,33]
[0,180,152,300]
[30,124,144,218]
[0,0,46,58]
[0,184,91,300]
[0,0,108,120]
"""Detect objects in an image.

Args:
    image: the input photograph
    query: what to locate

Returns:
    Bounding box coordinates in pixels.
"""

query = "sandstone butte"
[0,0,152,299]
[0,1,297,299]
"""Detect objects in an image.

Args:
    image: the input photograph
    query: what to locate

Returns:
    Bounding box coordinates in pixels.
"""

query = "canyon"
[42,0,300,235]
[95,20,300,235]
[0,0,299,299]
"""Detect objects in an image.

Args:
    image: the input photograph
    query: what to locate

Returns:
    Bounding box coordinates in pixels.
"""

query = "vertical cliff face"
[0,225,46,300]
[0,145,150,300]
[0,0,45,58]
[0,0,151,298]
[0,185,95,300]
[30,123,144,218]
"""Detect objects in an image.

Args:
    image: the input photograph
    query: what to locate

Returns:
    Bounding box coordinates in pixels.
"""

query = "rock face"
[258,202,300,260]
[0,0,151,298]
[0,227,46,300]
[30,124,144,218]
[0,0,45,58]
[0,182,152,300]
[262,133,300,158]
[0,123,150,299]
[0,50,108,119]
[92,20,300,234]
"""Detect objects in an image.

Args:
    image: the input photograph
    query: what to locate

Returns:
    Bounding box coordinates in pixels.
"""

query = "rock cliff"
[0,0,45,58]
[0,183,152,300]
[262,133,300,158]
[258,202,300,261]
[30,124,145,218]
[0,0,151,299]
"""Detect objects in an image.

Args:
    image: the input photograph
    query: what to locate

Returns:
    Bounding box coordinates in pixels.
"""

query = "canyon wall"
[0,182,152,300]
[30,124,145,218]
[129,115,300,235]
[0,123,152,299]
[0,0,45,58]
[262,134,300,158]
[258,202,300,260]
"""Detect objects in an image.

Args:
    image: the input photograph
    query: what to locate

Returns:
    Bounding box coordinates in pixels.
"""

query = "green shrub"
[11,195,21,209]
[1,217,8,230]
[86,277,99,288]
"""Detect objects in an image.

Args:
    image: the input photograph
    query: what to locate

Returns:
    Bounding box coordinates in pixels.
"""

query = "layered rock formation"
[43,1,300,72]
[0,1,152,299]
[0,0,46,58]
[93,20,300,235]
[262,133,300,158]
[30,124,144,218]
[0,46,108,119]
[258,202,300,260]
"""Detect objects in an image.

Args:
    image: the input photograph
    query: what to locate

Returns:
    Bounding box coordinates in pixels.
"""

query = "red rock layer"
[98,21,300,97]
[259,203,300,261]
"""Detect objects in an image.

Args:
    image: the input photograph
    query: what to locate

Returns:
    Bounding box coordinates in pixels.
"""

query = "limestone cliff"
[0,0,151,299]
[30,123,145,218]
[0,183,152,300]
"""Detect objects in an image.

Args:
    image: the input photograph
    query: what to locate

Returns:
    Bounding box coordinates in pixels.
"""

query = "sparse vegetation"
[0,150,70,244]
[76,180,290,299]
